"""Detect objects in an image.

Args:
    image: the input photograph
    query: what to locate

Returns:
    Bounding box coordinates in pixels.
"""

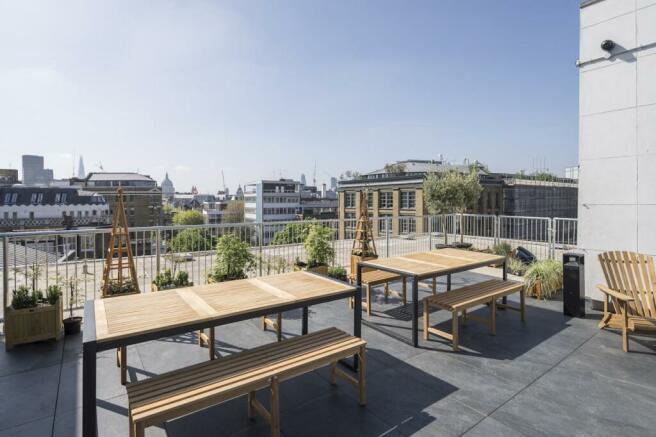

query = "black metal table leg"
[83,341,97,437]
[302,307,309,335]
[412,275,419,347]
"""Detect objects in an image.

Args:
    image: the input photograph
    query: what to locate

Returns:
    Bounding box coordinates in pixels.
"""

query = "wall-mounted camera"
[601,40,615,58]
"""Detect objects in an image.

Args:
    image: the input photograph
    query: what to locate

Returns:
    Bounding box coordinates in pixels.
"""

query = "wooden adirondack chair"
[597,251,656,352]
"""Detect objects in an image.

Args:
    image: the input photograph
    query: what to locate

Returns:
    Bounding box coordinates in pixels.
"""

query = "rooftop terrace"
[1,267,654,437]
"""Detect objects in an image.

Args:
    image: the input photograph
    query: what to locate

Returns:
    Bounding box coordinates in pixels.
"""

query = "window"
[37,193,43,204]
[378,215,392,234]
[400,217,416,234]
[3,212,7,219]
[29,211,34,219]
[379,192,393,209]
[367,192,373,209]
[4,193,17,204]
[31,193,38,204]
[344,212,356,238]
[54,193,61,203]
[400,191,416,209]
[345,192,356,208]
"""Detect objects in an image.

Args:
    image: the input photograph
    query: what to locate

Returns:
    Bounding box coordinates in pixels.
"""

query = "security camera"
[601,40,615,52]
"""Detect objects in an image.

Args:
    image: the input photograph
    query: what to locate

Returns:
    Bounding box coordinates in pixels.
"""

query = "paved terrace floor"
[1,268,655,437]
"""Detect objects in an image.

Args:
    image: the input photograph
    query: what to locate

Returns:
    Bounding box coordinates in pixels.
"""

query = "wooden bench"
[126,327,366,437]
[423,278,524,351]
[349,270,408,315]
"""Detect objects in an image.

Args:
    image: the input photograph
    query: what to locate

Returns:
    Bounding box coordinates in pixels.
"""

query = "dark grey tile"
[463,416,527,437]
[0,416,53,437]
[0,339,63,377]
[396,398,485,437]
[0,364,59,431]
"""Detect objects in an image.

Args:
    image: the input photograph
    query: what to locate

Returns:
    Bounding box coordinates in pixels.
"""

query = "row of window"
[344,191,416,210]
[2,209,108,220]
[263,196,299,204]
[263,207,297,215]
[3,192,71,205]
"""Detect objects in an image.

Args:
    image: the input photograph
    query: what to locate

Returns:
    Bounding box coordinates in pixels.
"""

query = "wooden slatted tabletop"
[359,248,505,278]
[94,270,354,343]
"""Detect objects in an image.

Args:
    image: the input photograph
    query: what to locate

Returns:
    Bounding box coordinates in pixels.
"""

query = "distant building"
[0,169,19,186]
[79,172,162,227]
[22,155,54,186]
[0,186,109,231]
[330,177,338,190]
[337,159,577,238]
[235,185,244,200]
[77,156,86,179]
[299,184,338,220]
[161,172,175,200]
[300,174,307,186]
[244,179,302,243]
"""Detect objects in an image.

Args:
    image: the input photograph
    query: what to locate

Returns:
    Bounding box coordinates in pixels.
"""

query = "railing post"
[494,215,499,246]
[155,230,161,275]
[428,216,433,251]
[452,213,457,243]
[548,218,555,260]
[385,217,390,258]
[2,236,8,322]
[258,222,263,277]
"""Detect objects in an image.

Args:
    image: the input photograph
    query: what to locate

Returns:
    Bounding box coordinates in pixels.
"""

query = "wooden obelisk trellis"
[352,191,377,258]
[101,187,140,298]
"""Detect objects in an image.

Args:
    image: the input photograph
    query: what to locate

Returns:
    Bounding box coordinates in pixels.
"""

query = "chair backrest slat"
[598,251,656,318]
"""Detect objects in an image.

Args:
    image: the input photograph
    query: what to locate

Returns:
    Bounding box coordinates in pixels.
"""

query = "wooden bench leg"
[402,277,407,305]
[358,346,367,406]
[270,376,280,437]
[432,277,437,295]
[198,329,204,346]
[330,362,337,385]
[248,391,256,419]
[135,421,145,437]
[119,346,127,385]
[490,299,496,335]
[423,299,429,340]
[452,310,459,351]
[209,327,216,360]
[520,286,526,323]
[366,284,371,316]
[276,313,282,342]
[384,282,389,298]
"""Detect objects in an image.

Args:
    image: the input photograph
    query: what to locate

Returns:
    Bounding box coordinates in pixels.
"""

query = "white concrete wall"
[578,0,656,300]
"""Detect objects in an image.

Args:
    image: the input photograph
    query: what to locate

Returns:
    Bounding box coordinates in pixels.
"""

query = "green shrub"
[506,257,527,276]
[211,234,255,282]
[174,270,190,287]
[11,285,38,309]
[304,225,335,268]
[46,284,62,305]
[172,209,204,225]
[524,260,563,299]
[327,266,347,281]
[168,228,214,253]
[271,222,315,245]
[493,242,513,257]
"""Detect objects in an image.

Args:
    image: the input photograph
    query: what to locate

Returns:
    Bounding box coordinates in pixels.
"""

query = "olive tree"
[423,170,482,244]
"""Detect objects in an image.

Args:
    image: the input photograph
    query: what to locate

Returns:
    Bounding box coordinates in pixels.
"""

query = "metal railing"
[0,214,577,318]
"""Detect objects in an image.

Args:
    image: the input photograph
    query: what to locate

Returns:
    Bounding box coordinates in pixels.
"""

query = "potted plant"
[209,234,255,282]
[524,259,563,300]
[327,265,348,282]
[5,283,63,350]
[152,268,193,291]
[63,277,82,335]
[294,224,334,275]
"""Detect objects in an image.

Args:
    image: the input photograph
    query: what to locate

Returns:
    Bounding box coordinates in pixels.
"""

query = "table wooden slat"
[359,248,505,277]
[94,271,354,343]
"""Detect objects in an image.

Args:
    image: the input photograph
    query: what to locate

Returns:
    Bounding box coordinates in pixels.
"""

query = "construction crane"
[221,170,227,192]
[95,161,104,171]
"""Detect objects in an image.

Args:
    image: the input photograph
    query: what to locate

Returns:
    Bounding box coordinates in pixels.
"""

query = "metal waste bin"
[563,252,585,317]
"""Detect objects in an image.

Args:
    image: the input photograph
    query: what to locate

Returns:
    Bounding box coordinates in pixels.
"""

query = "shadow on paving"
[164,349,457,437]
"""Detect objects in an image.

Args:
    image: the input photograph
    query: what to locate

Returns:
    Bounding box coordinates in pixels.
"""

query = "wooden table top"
[358,248,505,277]
[93,271,354,344]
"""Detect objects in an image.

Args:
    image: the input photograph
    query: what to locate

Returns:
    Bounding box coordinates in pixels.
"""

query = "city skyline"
[0,1,579,192]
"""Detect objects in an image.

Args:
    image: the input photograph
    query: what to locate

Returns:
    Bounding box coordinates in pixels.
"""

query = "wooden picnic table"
[82,270,360,436]
[356,248,506,347]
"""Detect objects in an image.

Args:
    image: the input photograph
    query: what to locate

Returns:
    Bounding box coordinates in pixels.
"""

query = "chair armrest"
[596,284,634,302]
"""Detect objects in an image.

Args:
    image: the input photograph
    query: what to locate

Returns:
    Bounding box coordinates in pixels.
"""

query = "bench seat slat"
[127,327,365,426]
[425,279,522,310]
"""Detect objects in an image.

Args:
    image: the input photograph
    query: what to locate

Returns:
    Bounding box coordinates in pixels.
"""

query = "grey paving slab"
[0,364,60,432]
[0,339,62,378]
[396,397,485,437]
[0,416,53,437]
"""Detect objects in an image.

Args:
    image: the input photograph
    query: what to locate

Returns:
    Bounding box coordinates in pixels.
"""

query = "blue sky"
[0,0,580,192]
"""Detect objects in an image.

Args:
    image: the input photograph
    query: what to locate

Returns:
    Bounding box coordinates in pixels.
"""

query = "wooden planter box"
[151,282,194,292]
[5,298,63,350]
[293,263,329,276]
